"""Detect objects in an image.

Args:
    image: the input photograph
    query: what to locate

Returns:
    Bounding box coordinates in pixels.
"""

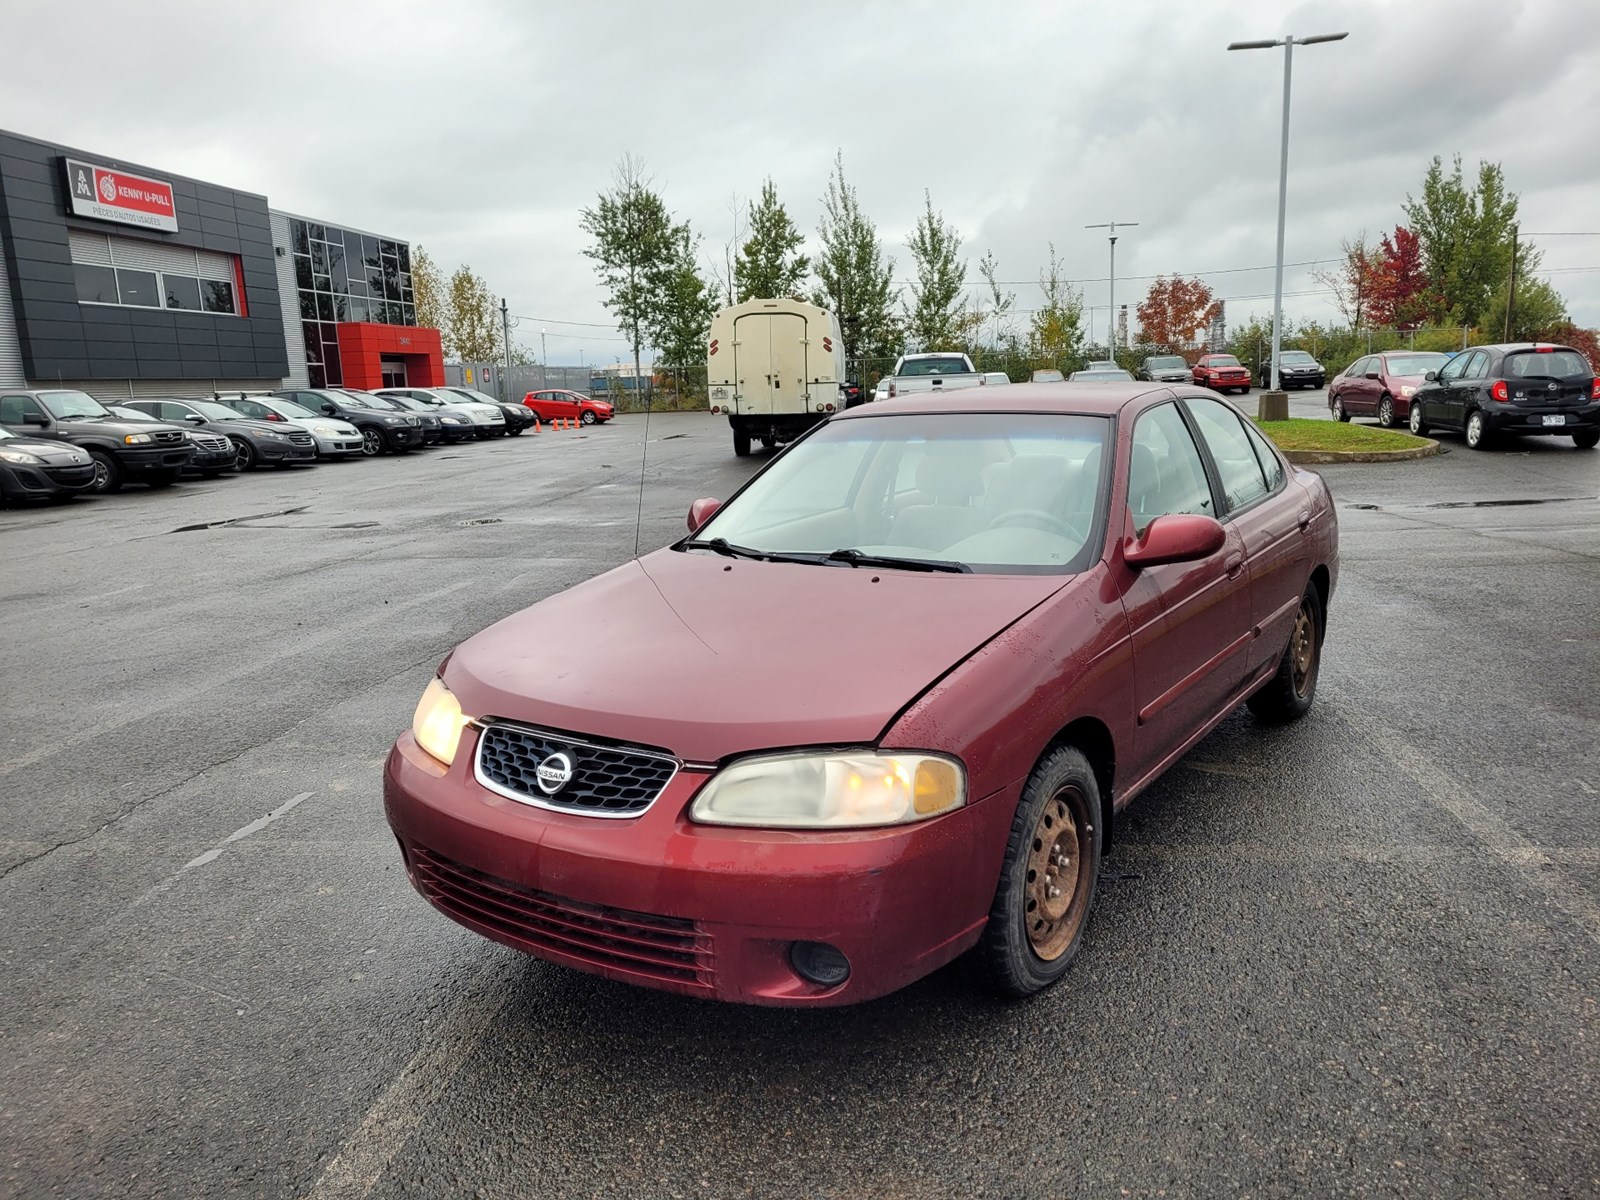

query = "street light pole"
[1228,31,1347,393]
[541,328,548,389]
[1086,221,1137,362]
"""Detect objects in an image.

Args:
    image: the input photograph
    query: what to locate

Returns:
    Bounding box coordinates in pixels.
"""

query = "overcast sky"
[5,0,1597,365]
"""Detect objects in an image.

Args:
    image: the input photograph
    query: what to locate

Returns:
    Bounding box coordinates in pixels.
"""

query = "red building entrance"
[336,322,444,390]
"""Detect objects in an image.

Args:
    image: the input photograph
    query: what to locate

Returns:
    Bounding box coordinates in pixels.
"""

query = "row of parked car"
[0,385,613,504]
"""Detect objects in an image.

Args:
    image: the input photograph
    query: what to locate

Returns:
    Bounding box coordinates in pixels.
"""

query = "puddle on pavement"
[1346,496,1592,513]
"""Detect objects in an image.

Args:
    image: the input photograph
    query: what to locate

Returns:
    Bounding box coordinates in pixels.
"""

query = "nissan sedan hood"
[445,549,1072,763]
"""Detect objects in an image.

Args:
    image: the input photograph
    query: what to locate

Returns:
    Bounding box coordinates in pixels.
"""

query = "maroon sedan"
[386,385,1338,1006]
[1193,354,1253,394]
[1329,351,1452,427]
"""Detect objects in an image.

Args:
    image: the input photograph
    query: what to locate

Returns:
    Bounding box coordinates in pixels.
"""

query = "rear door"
[768,313,807,414]
[734,315,774,415]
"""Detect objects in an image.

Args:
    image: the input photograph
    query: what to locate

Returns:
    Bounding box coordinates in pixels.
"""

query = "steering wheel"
[988,508,1082,541]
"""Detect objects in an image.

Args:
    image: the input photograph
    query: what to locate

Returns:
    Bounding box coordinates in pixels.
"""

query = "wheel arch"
[1040,716,1117,851]
[1308,565,1331,645]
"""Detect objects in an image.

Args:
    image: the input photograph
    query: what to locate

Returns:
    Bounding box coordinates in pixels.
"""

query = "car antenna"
[632,371,652,559]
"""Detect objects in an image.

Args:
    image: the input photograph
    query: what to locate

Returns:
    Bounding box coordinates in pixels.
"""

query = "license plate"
[1542,414,1565,427]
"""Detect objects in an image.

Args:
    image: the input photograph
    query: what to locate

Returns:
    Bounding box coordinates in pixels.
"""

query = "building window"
[73,263,118,304]
[286,216,416,340]
[116,269,161,307]
[164,276,201,310]
[202,280,236,314]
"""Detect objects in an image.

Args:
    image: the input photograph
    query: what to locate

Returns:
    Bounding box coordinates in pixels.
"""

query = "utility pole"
[1504,224,1518,341]
[1086,221,1138,362]
[541,328,548,390]
[499,297,512,402]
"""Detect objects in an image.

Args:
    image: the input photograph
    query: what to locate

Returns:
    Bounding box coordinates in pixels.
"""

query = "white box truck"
[706,299,844,457]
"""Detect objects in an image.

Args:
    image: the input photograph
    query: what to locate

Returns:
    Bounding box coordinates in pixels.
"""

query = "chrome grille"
[286,431,315,447]
[194,434,232,453]
[153,430,184,445]
[475,724,677,817]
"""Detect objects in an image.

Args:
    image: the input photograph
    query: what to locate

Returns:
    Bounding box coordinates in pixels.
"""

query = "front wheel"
[1574,429,1599,450]
[361,428,383,456]
[87,450,123,494]
[980,745,1103,998]
[233,440,257,471]
[1248,585,1324,723]
[733,429,752,457]
[1331,395,1349,423]
[1465,409,1489,450]
[1409,403,1429,436]
[1377,395,1396,428]
[581,410,597,426]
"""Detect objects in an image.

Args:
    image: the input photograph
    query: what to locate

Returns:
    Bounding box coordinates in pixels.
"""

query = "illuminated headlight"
[1400,385,1416,397]
[123,433,152,445]
[412,677,470,766]
[0,447,42,464]
[689,751,965,829]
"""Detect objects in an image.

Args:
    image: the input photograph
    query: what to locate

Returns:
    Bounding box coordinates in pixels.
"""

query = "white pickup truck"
[883,353,1008,398]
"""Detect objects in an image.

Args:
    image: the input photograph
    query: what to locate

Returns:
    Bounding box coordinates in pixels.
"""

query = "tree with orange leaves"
[1136,275,1222,348]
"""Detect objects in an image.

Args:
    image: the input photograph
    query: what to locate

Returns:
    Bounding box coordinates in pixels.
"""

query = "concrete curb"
[1281,438,1440,465]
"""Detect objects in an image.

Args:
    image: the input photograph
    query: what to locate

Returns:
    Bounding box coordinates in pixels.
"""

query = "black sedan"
[273,389,425,456]
[488,400,536,435]
[125,400,317,472]
[0,426,97,503]
[1409,342,1599,450]
[108,406,237,476]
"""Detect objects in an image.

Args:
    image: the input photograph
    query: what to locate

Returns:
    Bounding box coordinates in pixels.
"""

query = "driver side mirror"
[687,497,721,532]
[320,403,337,415]
[185,413,206,424]
[1423,371,1438,382]
[1124,513,1226,568]
[1364,371,1380,380]
[22,411,49,427]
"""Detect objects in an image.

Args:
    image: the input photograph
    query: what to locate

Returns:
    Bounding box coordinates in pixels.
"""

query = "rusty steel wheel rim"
[1024,787,1086,961]
[1290,602,1317,697]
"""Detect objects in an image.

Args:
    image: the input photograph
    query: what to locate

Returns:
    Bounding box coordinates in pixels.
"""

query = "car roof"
[1465,342,1577,354]
[837,382,1180,420]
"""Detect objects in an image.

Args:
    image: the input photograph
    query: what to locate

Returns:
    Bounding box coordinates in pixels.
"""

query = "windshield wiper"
[823,548,970,574]
[682,537,778,562]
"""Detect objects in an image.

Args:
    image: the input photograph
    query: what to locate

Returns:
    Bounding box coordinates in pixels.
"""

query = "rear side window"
[1505,350,1590,378]
[1185,396,1272,511]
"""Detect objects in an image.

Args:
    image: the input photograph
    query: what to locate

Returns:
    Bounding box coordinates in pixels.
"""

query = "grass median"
[1251,418,1431,454]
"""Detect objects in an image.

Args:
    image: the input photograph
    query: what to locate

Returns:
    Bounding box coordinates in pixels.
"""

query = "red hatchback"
[1193,354,1252,394]
[386,385,1338,1006]
[522,388,614,425]
[1328,351,1452,427]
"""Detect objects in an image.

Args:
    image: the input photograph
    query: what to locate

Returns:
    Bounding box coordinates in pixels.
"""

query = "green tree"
[411,245,450,352]
[976,250,1015,349]
[904,191,968,350]
[448,265,499,361]
[581,154,680,398]
[650,224,718,369]
[1029,243,1085,364]
[735,178,809,301]
[811,151,899,362]
[1478,273,1567,341]
[1404,155,1533,325]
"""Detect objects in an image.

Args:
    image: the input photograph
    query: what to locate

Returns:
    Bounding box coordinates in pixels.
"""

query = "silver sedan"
[218,395,366,457]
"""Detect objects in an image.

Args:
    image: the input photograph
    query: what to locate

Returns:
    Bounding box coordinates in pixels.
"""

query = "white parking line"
[182,791,315,870]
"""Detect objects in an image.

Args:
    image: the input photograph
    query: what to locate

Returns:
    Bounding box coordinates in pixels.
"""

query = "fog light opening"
[790,940,851,987]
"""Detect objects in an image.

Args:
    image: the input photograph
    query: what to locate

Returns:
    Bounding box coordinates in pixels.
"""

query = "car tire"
[581,411,597,425]
[1409,403,1429,436]
[1574,429,1599,450]
[1465,409,1489,450]
[980,744,1103,998]
[1377,395,1396,428]
[361,428,383,456]
[146,470,178,488]
[1247,584,1324,723]
[733,430,752,457]
[233,440,257,471]
[760,436,777,451]
[507,426,523,436]
[1330,394,1350,423]
[87,450,124,494]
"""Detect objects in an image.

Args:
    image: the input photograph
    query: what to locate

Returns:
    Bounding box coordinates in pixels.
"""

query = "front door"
[381,360,408,389]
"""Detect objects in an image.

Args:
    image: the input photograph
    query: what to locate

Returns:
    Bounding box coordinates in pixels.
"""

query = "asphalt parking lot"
[2,410,1597,1198]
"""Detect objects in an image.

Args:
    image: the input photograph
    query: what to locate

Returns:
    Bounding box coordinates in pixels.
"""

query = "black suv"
[273,388,425,456]
[1409,343,1599,450]
[0,388,192,493]
[1260,350,1326,390]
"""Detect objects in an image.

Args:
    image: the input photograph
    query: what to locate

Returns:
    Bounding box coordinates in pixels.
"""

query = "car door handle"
[1225,553,1244,579]
[1297,509,1311,531]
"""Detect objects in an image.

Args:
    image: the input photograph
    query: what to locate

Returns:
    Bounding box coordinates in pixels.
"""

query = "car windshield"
[378,396,427,411]
[898,357,971,377]
[688,412,1110,575]
[1505,349,1591,379]
[331,394,375,409]
[1208,356,1242,367]
[446,388,502,405]
[271,400,318,419]
[193,401,244,421]
[1281,352,1316,364]
[37,390,111,419]
[1147,357,1186,370]
[1073,370,1134,382]
[1382,353,1450,376]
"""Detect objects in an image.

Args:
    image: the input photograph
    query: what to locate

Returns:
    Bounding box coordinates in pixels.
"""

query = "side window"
[1438,354,1469,382]
[1127,403,1217,535]
[236,400,266,418]
[1,395,45,424]
[1346,357,1366,377]
[1185,396,1271,511]
[1241,419,1286,492]
[158,402,191,421]
[1463,351,1490,380]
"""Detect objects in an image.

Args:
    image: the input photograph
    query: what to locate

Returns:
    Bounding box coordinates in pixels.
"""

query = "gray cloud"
[4,0,1596,363]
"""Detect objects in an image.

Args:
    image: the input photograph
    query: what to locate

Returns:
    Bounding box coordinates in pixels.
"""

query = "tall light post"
[541,328,548,387]
[1086,221,1137,361]
[1228,31,1347,393]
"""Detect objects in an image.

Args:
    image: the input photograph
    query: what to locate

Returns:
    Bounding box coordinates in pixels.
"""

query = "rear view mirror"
[1423,371,1438,382]
[1365,371,1380,380]
[1124,514,1226,568]
[687,497,721,532]
[22,411,48,427]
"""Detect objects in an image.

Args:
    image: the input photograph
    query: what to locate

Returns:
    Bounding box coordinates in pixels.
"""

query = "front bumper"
[1204,375,1251,389]
[257,441,318,463]
[187,448,236,471]
[384,731,997,1006]
[1482,403,1600,434]
[0,461,96,498]
[314,434,365,457]
[121,446,194,474]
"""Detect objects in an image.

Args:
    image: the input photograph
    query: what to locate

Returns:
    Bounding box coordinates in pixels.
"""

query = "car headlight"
[1400,385,1416,397]
[258,430,287,441]
[689,751,965,829]
[412,677,470,766]
[441,415,465,424]
[123,433,152,445]
[0,447,42,464]
[310,423,338,435]
[382,416,404,424]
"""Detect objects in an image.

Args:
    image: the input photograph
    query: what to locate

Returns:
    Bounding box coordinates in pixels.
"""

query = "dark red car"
[522,388,614,425]
[1328,351,1452,427]
[1192,354,1252,394]
[386,384,1338,1006]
